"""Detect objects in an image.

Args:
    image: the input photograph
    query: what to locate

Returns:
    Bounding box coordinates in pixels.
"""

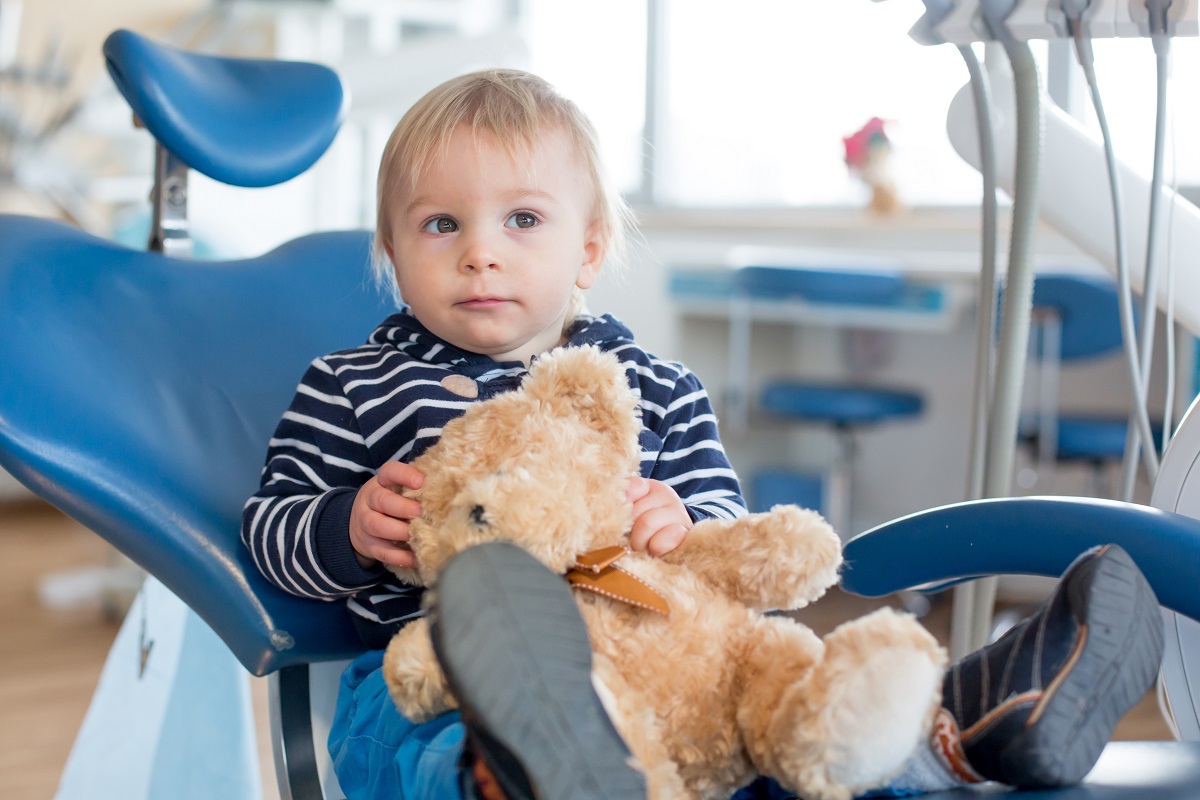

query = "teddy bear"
[381,344,947,800]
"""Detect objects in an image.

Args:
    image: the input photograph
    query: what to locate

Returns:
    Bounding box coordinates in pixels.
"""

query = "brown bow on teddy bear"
[382,345,946,800]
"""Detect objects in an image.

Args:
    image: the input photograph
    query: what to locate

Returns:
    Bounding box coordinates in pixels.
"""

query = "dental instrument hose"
[959,43,1000,506]
[951,42,1001,660]
[1119,24,1172,500]
[1162,106,1179,455]
[1069,24,1162,498]
[965,32,1045,656]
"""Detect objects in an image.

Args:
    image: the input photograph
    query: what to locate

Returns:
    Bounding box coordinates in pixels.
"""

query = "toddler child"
[242,68,1164,800]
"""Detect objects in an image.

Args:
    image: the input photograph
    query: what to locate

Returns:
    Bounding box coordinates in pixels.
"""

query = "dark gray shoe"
[428,541,647,800]
[944,543,1164,787]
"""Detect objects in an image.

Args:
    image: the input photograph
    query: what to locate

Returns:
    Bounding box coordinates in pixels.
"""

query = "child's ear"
[382,239,406,297]
[575,220,606,290]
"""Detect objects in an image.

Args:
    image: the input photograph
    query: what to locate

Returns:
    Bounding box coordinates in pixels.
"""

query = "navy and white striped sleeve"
[241,357,382,600]
[632,356,747,521]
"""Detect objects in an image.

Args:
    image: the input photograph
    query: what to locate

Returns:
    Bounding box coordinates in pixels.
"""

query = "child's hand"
[626,476,692,557]
[350,461,424,570]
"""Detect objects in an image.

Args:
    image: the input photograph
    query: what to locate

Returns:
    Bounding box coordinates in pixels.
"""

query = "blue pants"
[329,650,914,800]
[329,650,468,799]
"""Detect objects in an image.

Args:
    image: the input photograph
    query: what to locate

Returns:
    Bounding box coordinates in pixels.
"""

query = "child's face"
[384,126,605,365]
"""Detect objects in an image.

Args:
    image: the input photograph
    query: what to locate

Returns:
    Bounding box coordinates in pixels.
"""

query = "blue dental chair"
[1,28,389,799]
[4,28,1200,800]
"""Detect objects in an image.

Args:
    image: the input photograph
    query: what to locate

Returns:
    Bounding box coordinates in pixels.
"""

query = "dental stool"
[734,266,924,537]
[1020,273,1160,496]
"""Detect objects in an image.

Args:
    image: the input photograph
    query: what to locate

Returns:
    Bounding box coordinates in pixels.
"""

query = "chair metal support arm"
[270,664,328,800]
[148,142,192,258]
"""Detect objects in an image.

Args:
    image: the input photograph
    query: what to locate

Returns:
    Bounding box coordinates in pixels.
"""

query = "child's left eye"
[506,212,538,229]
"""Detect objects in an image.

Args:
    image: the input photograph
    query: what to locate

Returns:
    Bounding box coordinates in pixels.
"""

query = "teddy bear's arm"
[661,505,843,611]
[382,617,458,722]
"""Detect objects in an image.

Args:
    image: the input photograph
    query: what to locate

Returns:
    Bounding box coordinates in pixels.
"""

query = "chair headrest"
[103,28,349,188]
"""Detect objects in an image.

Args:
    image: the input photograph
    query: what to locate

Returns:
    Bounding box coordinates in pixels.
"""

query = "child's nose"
[458,231,501,273]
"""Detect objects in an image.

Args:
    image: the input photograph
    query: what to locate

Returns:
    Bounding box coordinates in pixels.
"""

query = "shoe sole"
[997,544,1165,786]
[429,542,647,800]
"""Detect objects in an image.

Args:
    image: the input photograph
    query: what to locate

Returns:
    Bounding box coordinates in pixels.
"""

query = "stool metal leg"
[830,429,932,618]
[826,427,856,539]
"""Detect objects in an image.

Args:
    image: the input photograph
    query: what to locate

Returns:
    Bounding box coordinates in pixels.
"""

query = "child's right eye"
[422,217,458,234]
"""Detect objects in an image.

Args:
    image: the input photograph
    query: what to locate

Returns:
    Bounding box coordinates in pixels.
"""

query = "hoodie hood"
[366,309,637,379]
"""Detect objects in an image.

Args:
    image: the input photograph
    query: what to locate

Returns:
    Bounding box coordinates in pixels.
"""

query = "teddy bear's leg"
[591,655,693,800]
[382,617,457,722]
[805,607,947,792]
[738,607,946,800]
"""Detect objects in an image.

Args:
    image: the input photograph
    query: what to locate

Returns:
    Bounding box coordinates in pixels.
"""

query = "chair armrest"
[841,496,1200,623]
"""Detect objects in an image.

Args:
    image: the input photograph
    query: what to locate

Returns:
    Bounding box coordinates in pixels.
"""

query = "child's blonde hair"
[372,68,636,317]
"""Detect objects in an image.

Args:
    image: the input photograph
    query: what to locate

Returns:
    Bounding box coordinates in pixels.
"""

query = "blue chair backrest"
[0,215,397,674]
[1031,273,1126,361]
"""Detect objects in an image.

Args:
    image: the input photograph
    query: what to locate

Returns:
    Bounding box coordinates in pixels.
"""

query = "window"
[526,0,984,208]
[519,2,1200,210]
[1088,37,1200,186]
[525,0,648,197]
[654,0,982,207]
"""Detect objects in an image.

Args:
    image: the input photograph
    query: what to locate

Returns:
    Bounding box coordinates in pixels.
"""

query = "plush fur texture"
[382,345,947,800]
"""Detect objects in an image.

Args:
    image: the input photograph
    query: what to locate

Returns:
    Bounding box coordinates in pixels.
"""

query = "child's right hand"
[350,461,424,570]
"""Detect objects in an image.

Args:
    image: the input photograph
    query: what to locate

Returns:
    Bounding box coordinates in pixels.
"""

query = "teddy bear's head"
[389,346,643,586]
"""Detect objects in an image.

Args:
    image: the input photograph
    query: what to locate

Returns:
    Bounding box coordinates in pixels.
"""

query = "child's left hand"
[626,476,692,557]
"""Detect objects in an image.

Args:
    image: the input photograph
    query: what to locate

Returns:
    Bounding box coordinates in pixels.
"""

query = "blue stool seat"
[102,28,348,187]
[1056,418,1133,461]
[761,382,924,427]
[1020,416,1163,463]
[735,265,905,305]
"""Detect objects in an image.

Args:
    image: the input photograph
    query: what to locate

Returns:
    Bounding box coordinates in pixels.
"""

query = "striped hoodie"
[242,310,745,635]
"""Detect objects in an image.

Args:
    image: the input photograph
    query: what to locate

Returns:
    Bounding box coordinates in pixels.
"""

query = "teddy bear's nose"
[469,505,488,527]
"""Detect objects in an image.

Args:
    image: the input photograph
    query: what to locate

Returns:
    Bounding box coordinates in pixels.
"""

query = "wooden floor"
[0,499,1175,799]
[0,499,278,799]
[1,499,121,799]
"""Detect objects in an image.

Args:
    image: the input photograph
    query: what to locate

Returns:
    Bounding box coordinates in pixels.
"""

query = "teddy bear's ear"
[523,346,641,441]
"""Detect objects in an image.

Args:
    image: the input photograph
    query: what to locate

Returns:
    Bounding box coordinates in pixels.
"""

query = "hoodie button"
[440,374,479,398]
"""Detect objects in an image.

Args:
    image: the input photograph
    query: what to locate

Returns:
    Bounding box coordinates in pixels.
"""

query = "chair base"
[57,578,260,799]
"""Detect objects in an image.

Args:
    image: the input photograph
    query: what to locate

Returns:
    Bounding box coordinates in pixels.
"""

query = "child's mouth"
[458,297,508,309]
